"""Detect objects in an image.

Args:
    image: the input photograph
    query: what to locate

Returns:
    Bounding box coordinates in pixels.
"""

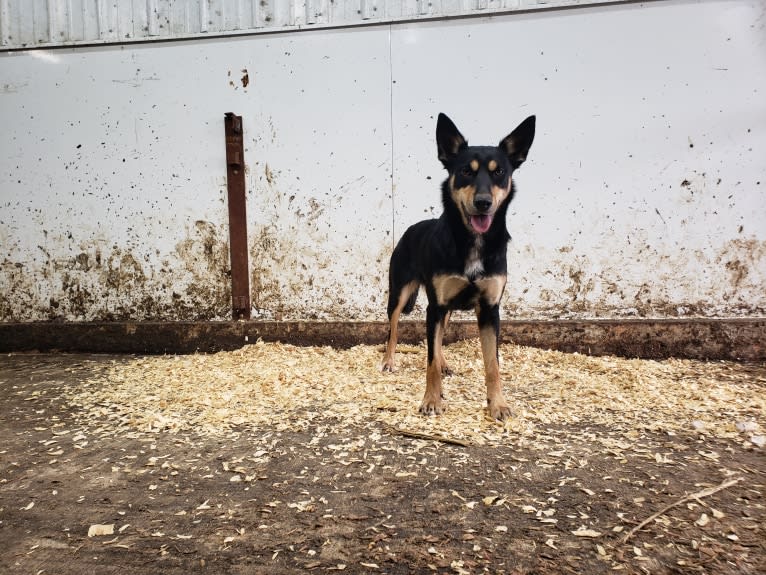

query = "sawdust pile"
[66,340,765,447]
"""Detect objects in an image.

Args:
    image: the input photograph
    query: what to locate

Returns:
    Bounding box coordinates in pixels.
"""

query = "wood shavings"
[63,339,765,450]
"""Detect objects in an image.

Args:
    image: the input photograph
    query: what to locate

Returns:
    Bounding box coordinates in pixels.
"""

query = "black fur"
[381,113,536,421]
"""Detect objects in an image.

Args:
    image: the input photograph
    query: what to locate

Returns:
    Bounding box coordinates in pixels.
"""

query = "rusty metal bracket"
[224,112,251,319]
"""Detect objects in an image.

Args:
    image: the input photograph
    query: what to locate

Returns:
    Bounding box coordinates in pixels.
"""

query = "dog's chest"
[432,273,506,310]
[431,237,506,309]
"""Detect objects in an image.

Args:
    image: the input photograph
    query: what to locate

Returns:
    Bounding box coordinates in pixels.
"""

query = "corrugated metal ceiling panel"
[0,0,618,50]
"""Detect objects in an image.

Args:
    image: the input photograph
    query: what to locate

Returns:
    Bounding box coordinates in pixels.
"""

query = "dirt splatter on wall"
[246,158,391,320]
[0,222,231,321]
[501,237,766,320]
[1,1,765,322]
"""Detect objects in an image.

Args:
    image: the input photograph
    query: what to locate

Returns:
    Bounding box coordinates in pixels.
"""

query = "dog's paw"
[419,396,446,416]
[487,398,512,421]
[380,359,396,373]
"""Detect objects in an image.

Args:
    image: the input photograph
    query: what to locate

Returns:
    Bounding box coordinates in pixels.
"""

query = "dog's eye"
[493,167,505,177]
[460,165,474,177]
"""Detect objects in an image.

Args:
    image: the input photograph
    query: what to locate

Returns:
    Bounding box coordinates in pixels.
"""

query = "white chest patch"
[464,237,484,278]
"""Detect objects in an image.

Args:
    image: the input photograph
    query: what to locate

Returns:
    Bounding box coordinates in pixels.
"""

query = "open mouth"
[469,214,493,234]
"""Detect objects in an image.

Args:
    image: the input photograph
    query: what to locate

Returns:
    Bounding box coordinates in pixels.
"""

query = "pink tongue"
[470,214,493,234]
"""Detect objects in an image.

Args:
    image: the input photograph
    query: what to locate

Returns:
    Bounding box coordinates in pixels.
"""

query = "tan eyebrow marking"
[470,159,479,172]
[488,159,498,172]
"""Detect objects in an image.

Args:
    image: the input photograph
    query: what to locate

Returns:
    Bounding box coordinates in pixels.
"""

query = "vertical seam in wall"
[0,0,9,46]
[388,23,395,249]
[46,0,55,44]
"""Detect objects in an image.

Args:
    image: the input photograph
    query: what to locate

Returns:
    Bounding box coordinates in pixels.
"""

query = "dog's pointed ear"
[436,113,467,169]
[499,115,536,170]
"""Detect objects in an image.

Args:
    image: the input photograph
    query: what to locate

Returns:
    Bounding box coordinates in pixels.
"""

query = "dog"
[381,112,536,421]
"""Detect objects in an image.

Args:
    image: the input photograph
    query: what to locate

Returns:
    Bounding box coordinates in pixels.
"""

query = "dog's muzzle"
[469,195,494,233]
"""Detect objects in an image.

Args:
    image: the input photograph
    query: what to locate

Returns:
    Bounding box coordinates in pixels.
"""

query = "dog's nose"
[473,197,492,212]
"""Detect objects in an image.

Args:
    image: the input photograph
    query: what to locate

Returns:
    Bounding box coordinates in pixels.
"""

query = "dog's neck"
[464,236,484,279]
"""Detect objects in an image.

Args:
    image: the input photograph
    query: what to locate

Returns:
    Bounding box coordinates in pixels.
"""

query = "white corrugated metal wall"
[1,0,765,322]
[0,0,618,49]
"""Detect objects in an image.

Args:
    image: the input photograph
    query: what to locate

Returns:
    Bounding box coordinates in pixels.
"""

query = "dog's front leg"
[477,302,511,421]
[419,303,447,415]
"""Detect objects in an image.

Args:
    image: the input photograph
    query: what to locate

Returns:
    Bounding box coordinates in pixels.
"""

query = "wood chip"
[572,527,602,538]
[87,524,115,537]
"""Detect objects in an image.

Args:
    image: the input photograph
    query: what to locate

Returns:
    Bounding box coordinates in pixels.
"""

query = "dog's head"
[436,113,535,235]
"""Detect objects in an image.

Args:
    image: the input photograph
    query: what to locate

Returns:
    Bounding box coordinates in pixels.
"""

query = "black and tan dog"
[381,113,536,421]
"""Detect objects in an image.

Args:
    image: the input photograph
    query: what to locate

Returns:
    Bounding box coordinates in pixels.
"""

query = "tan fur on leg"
[419,319,446,415]
[436,311,453,376]
[381,281,418,372]
[479,324,511,421]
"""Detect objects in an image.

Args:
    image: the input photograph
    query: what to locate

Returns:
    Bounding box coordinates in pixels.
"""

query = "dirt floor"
[1,343,765,574]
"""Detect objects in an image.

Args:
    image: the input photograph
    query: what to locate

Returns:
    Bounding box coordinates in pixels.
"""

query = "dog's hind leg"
[419,304,447,415]
[436,311,453,378]
[381,280,419,372]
